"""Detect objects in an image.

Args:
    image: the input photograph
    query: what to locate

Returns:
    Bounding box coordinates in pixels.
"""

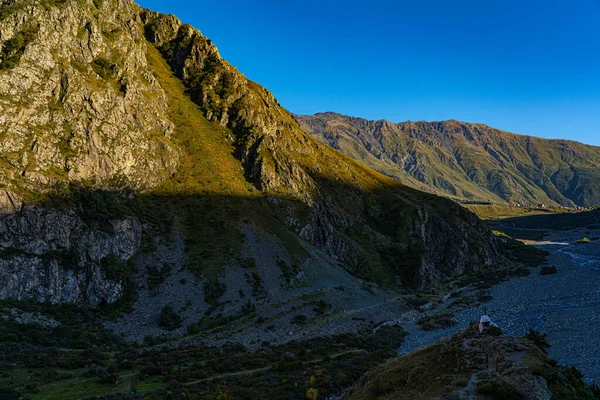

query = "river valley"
[398,226,600,383]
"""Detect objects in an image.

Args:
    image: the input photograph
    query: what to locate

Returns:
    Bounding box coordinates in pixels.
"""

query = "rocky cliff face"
[298,112,600,207]
[140,10,506,289]
[0,191,140,305]
[0,0,179,192]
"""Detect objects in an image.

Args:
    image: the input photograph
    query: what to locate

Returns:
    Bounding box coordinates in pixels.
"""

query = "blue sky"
[137,0,600,146]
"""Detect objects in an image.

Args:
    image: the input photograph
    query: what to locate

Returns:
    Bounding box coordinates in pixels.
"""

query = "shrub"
[91,57,117,79]
[0,25,39,71]
[476,380,523,400]
[291,314,307,325]
[487,326,503,336]
[418,313,456,331]
[241,300,255,315]
[0,386,20,400]
[159,305,182,331]
[540,266,557,275]
[313,300,330,315]
[524,329,550,352]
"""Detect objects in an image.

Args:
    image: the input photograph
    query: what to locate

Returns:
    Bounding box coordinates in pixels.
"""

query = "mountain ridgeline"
[297,112,600,207]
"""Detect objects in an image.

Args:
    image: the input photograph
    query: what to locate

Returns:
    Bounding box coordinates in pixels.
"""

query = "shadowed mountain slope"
[297,112,600,207]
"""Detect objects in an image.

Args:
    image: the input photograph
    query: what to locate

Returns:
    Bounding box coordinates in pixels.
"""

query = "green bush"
[524,329,550,352]
[241,300,255,315]
[91,57,117,79]
[476,380,523,400]
[291,314,308,325]
[159,305,182,331]
[418,313,456,331]
[0,386,20,400]
[487,326,503,336]
[0,25,39,71]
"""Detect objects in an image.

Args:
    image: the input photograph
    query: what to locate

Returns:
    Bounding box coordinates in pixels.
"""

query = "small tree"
[159,305,182,331]
[524,329,550,353]
[306,388,318,400]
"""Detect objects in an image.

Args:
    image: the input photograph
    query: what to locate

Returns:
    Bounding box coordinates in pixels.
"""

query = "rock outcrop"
[0,197,141,305]
[0,0,179,192]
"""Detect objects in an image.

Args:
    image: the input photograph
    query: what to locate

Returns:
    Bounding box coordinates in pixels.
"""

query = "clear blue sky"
[137,0,600,146]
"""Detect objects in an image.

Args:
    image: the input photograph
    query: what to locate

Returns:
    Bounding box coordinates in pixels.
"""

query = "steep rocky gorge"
[0,0,506,318]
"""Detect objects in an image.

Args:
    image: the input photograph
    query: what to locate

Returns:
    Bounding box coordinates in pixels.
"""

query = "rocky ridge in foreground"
[342,323,599,400]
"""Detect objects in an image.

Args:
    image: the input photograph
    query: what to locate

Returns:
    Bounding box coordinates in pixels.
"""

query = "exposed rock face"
[141,10,318,201]
[0,201,141,305]
[297,112,600,207]
[0,0,179,191]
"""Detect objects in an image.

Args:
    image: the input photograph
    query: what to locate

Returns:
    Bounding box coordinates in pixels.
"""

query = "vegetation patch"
[502,239,549,267]
[540,266,557,275]
[0,25,39,71]
[524,329,550,353]
[574,237,599,244]
[476,379,524,400]
[418,312,456,331]
[494,227,546,241]
[158,305,182,331]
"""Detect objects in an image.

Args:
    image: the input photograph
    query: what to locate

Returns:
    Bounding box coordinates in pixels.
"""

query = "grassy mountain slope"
[297,112,600,207]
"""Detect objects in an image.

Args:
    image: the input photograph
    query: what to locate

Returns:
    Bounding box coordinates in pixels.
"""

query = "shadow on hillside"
[0,173,503,291]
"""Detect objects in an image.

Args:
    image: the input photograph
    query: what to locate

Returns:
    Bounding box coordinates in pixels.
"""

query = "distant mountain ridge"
[297,112,600,207]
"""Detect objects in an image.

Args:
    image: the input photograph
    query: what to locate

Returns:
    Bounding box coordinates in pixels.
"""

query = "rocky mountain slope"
[297,112,600,207]
[0,0,506,344]
[341,324,600,400]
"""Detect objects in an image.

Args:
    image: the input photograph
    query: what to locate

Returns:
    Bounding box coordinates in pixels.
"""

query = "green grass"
[493,227,546,241]
[467,204,561,220]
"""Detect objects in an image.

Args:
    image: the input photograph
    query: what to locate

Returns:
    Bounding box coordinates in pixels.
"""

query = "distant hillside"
[297,112,600,207]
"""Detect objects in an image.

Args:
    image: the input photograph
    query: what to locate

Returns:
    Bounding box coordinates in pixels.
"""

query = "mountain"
[297,112,600,207]
[341,324,600,400]
[0,0,506,345]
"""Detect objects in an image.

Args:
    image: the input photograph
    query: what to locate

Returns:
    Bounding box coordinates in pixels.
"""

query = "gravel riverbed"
[398,227,600,383]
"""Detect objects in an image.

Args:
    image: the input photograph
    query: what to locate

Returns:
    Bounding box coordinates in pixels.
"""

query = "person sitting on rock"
[478,315,498,333]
